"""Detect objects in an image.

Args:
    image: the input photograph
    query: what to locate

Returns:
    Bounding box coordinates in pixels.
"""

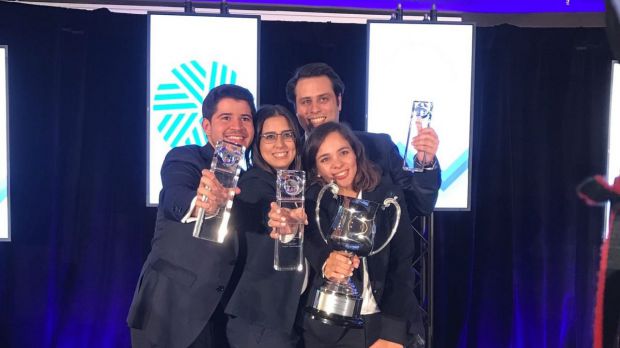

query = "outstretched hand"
[193,169,240,217]
[411,120,439,163]
[267,202,308,239]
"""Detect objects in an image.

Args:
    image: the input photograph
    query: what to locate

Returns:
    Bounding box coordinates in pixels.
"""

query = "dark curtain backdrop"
[0,2,611,347]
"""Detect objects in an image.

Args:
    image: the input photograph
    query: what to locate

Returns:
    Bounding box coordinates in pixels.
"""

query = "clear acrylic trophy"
[274,170,306,271]
[403,100,434,172]
[305,182,401,328]
[192,140,245,243]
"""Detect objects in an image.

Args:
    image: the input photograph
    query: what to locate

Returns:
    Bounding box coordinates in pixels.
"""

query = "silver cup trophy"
[403,100,434,172]
[274,170,306,271]
[306,182,401,328]
[192,140,245,243]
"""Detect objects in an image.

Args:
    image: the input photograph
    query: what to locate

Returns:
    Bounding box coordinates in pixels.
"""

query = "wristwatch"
[414,157,438,171]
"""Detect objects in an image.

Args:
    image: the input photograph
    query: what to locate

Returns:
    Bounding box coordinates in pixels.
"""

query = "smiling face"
[202,97,254,148]
[259,115,297,170]
[294,76,341,132]
[315,131,358,194]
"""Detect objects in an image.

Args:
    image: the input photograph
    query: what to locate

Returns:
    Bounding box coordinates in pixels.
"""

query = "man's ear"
[337,94,342,112]
[202,118,211,139]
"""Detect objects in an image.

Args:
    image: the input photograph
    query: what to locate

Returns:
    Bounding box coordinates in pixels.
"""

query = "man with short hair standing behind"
[285,63,439,348]
[127,84,256,348]
[285,62,440,218]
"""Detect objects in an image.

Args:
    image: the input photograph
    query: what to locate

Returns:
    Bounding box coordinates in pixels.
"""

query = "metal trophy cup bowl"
[403,100,434,172]
[306,182,401,328]
[192,140,245,243]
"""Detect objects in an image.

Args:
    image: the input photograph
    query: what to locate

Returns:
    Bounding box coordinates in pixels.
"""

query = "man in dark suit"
[285,62,441,218]
[127,84,256,348]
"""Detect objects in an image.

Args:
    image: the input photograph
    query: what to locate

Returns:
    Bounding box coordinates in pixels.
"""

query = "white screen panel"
[605,62,620,238]
[147,14,259,206]
[0,46,9,240]
[367,22,474,210]
[608,62,620,185]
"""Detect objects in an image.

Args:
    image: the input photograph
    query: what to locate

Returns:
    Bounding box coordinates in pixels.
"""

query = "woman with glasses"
[225,104,306,348]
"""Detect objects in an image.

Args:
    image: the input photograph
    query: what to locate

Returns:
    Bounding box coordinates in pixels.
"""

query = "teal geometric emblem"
[153,60,238,147]
[0,178,6,202]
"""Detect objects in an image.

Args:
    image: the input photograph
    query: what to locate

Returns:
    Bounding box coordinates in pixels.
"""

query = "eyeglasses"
[259,130,296,144]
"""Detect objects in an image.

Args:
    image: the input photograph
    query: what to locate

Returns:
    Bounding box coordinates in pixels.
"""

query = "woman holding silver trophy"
[297,122,420,348]
[224,105,307,348]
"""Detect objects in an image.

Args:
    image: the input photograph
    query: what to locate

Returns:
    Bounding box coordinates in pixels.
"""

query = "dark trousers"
[226,315,299,348]
[302,313,381,348]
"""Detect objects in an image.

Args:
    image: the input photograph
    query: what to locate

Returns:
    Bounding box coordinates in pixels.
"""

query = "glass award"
[192,140,245,243]
[274,170,306,271]
[403,100,434,172]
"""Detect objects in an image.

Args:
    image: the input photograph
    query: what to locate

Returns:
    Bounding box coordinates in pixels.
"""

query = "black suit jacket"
[225,167,306,333]
[304,179,419,345]
[127,144,238,348]
[354,131,441,217]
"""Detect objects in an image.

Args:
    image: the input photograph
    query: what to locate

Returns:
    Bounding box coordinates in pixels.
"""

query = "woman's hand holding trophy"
[323,251,360,282]
[267,202,308,239]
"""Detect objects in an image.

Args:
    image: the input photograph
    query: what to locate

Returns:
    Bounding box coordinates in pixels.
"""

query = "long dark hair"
[251,104,302,175]
[302,122,380,192]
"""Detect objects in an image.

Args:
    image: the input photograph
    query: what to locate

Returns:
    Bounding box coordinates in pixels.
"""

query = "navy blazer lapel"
[199,143,215,169]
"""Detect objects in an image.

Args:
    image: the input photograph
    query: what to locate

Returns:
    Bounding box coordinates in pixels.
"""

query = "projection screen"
[366,21,475,210]
[1,45,9,241]
[147,13,259,206]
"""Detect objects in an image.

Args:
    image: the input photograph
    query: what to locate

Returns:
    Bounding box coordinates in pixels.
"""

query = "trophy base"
[306,283,364,328]
[305,307,364,329]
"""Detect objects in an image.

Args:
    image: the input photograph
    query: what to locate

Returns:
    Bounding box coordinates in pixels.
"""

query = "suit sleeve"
[233,172,275,233]
[159,147,204,222]
[380,134,441,217]
[377,189,418,344]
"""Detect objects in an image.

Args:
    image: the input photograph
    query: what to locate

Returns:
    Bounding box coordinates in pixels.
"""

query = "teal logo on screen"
[153,60,238,147]
[0,179,6,203]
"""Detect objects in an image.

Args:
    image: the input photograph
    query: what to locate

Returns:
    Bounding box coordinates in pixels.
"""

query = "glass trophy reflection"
[192,140,245,243]
[403,100,433,172]
[274,170,306,271]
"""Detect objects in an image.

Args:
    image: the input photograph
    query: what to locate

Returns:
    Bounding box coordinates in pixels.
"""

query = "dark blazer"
[225,167,306,333]
[304,179,419,345]
[127,144,238,348]
[354,131,441,217]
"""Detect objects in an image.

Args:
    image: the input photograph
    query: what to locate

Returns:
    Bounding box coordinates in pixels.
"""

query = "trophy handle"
[315,181,340,244]
[369,196,401,256]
